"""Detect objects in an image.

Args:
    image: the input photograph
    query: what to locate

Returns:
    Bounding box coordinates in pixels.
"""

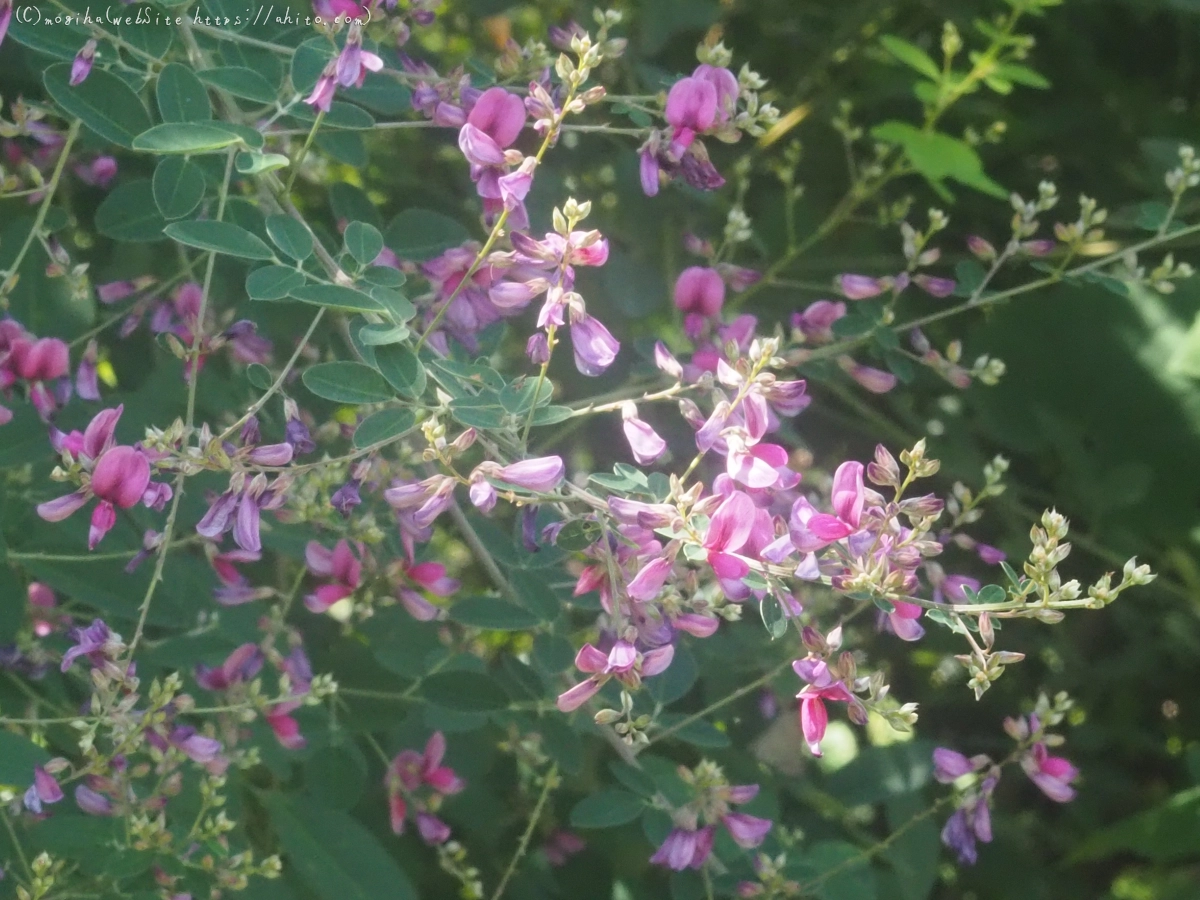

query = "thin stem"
[1,120,80,297]
[640,658,792,751]
[489,765,558,900]
[0,809,32,880]
[218,309,325,443]
[127,147,237,657]
[284,111,326,195]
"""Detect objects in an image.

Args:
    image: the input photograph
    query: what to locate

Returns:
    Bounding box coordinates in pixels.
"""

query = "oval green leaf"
[373,343,426,398]
[164,220,274,260]
[288,284,385,314]
[353,407,416,448]
[157,63,213,122]
[265,215,314,261]
[44,64,152,150]
[247,265,306,301]
[302,362,395,405]
[95,180,168,242]
[569,789,644,829]
[134,123,243,155]
[153,157,206,220]
[449,596,541,631]
[344,221,384,267]
[384,208,470,261]
[420,670,509,712]
[197,66,278,103]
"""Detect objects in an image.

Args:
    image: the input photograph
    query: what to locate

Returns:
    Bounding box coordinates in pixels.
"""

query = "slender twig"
[1,120,80,296]
[0,809,32,880]
[489,765,559,900]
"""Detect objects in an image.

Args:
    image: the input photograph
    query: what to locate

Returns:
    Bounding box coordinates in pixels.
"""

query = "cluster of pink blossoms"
[0,318,87,422]
[385,732,465,844]
[934,705,1079,864]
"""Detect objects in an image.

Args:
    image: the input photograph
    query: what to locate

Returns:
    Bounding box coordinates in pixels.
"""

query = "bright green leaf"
[164,220,275,260]
[247,265,306,301]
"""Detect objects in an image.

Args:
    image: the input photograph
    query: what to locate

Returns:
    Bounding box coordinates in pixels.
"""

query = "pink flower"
[265,700,305,750]
[702,491,755,600]
[792,300,847,343]
[556,640,675,712]
[650,826,714,871]
[570,313,620,376]
[839,358,897,394]
[467,87,526,148]
[10,337,69,381]
[721,812,772,848]
[24,766,64,813]
[335,24,383,88]
[793,659,855,756]
[69,39,97,86]
[0,0,11,50]
[693,64,739,124]
[195,643,264,692]
[304,540,363,612]
[389,732,465,795]
[543,830,586,866]
[838,274,886,299]
[622,404,667,465]
[1022,743,1078,803]
[305,63,338,112]
[665,77,718,149]
[674,267,725,317]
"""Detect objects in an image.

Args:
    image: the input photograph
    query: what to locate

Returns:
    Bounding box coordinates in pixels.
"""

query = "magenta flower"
[838,274,886,299]
[37,406,167,549]
[1022,742,1078,802]
[0,0,11,50]
[387,732,465,841]
[793,659,855,756]
[674,266,725,317]
[304,540,363,613]
[23,766,64,814]
[9,336,69,381]
[69,39,97,86]
[722,811,772,848]
[702,491,755,600]
[467,87,526,148]
[556,640,675,712]
[665,77,718,148]
[693,63,739,124]
[622,404,667,465]
[650,826,715,871]
[265,700,305,750]
[195,643,264,692]
[335,24,383,88]
[305,63,338,112]
[570,313,620,376]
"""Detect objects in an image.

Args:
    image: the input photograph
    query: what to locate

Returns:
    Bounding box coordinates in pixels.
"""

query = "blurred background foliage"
[4,0,1200,898]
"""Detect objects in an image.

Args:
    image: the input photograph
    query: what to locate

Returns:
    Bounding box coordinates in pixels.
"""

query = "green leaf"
[569,789,644,828]
[157,62,213,122]
[353,407,416,448]
[344,221,384,267]
[384,209,471,261]
[996,63,1050,88]
[152,157,207,220]
[421,670,510,712]
[134,122,243,155]
[305,743,368,810]
[291,38,337,94]
[121,5,173,58]
[953,259,987,296]
[290,101,376,131]
[289,284,386,314]
[975,584,1007,604]
[164,220,275,260]
[556,519,602,552]
[657,713,730,748]
[880,35,941,80]
[361,266,407,289]
[247,265,307,301]
[870,121,1006,199]
[358,323,410,346]
[0,731,50,787]
[266,215,314,261]
[236,151,292,175]
[450,595,541,631]
[883,794,940,900]
[646,643,697,705]
[95,179,168,242]
[792,840,877,900]
[247,362,274,390]
[1069,785,1200,863]
[6,19,89,61]
[608,760,659,798]
[316,132,369,168]
[197,66,278,103]
[303,362,395,404]
[370,286,417,323]
[44,64,152,150]
[374,343,427,398]
[264,794,418,900]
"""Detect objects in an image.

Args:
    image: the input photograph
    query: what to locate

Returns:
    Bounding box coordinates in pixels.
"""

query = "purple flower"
[649,826,714,871]
[721,812,772,848]
[0,0,11,50]
[170,727,223,764]
[75,340,100,400]
[331,479,362,517]
[570,313,619,376]
[556,640,674,712]
[622,405,667,465]
[914,274,957,297]
[61,619,123,672]
[304,539,363,613]
[416,812,452,845]
[933,748,975,783]
[468,86,526,148]
[335,24,383,88]
[286,416,316,455]
[195,643,264,692]
[23,766,63,814]
[674,266,725,317]
[838,274,886,300]
[305,63,338,112]
[69,39,97,86]
[74,784,114,816]
[1022,743,1078,803]
[665,77,717,147]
